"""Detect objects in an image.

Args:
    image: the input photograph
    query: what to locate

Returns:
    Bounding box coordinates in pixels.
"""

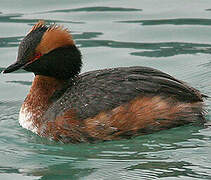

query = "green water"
[0,0,211,179]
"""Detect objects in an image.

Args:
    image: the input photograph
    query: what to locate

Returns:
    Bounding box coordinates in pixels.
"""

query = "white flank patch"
[19,106,38,134]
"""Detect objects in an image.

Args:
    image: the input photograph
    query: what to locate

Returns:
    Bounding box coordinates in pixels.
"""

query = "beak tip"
[2,68,12,74]
[2,62,24,74]
[2,70,8,74]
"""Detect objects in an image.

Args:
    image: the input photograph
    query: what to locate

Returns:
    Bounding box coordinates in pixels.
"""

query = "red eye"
[27,52,42,65]
[34,52,42,59]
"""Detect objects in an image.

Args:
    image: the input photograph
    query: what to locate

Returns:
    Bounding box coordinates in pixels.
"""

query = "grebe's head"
[3,20,82,79]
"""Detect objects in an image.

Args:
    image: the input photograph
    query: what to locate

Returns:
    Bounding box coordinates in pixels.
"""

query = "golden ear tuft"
[28,20,46,33]
[35,22,75,55]
[47,24,69,33]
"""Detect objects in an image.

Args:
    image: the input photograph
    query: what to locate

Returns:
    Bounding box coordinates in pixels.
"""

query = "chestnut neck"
[29,75,64,94]
[23,75,65,122]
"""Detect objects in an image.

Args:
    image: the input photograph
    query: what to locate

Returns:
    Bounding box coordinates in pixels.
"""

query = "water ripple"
[38,6,142,14]
[0,13,81,24]
[0,1,211,180]
[77,40,211,57]
[119,18,211,26]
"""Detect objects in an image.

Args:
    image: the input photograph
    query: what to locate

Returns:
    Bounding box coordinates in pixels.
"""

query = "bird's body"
[3,21,206,143]
[18,66,205,143]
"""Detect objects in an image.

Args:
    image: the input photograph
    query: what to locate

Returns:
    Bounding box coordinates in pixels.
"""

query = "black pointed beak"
[3,61,25,74]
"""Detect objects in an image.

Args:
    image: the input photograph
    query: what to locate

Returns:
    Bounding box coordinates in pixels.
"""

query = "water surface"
[0,0,211,179]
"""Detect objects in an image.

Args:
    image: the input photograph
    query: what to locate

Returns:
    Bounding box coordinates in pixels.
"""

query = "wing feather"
[46,66,205,120]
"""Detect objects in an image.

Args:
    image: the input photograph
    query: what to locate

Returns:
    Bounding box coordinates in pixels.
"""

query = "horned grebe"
[3,21,206,143]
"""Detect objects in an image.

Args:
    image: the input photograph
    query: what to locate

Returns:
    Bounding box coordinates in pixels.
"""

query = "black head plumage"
[3,21,82,80]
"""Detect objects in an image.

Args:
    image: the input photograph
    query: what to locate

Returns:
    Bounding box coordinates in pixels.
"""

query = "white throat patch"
[19,106,38,134]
